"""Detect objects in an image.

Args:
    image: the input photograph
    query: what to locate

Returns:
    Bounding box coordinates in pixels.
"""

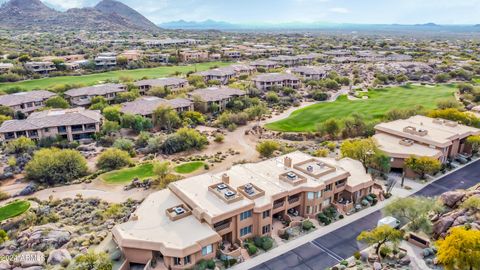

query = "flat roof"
[373,133,442,159]
[113,189,220,256]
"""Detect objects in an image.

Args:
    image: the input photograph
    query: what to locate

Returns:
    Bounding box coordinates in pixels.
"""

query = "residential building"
[121,96,193,118]
[134,78,189,95]
[193,67,237,85]
[373,115,480,177]
[269,55,299,67]
[179,51,209,62]
[222,49,242,59]
[146,53,170,63]
[119,50,143,61]
[0,90,56,115]
[64,84,127,106]
[0,108,102,142]
[24,61,56,74]
[290,66,329,80]
[187,87,245,112]
[252,73,301,91]
[113,151,375,270]
[249,59,279,70]
[0,63,14,73]
[95,53,117,67]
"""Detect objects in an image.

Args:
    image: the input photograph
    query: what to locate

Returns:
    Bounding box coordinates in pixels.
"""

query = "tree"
[0,105,14,117]
[112,138,135,156]
[0,115,12,126]
[71,251,113,270]
[153,105,182,132]
[116,56,128,66]
[357,225,404,256]
[18,54,31,63]
[435,73,451,83]
[161,128,208,154]
[404,156,441,179]
[427,108,480,128]
[436,227,480,270]
[0,229,8,244]
[340,138,383,172]
[101,120,120,135]
[153,161,170,180]
[317,118,340,139]
[384,197,443,233]
[96,148,132,171]
[395,74,408,84]
[5,136,36,154]
[182,111,205,126]
[45,96,69,109]
[436,98,460,110]
[102,106,122,122]
[256,140,280,158]
[25,148,88,185]
[466,135,480,154]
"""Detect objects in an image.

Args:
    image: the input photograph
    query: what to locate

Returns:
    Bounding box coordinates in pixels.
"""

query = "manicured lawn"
[265,84,456,132]
[101,163,155,184]
[0,62,229,92]
[0,200,31,221]
[174,161,205,174]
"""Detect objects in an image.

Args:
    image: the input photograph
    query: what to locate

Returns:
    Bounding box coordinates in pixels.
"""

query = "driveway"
[249,160,480,270]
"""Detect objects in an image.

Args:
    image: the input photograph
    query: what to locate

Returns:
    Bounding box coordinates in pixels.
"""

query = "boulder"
[440,191,465,207]
[452,215,468,227]
[399,255,411,266]
[0,261,10,270]
[17,224,70,250]
[433,216,454,236]
[13,251,44,267]
[373,262,382,270]
[18,184,36,196]
[13,267,43,270]
[47,249,71,265]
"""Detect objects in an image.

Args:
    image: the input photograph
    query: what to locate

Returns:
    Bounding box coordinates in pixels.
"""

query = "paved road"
[251,160,480,270]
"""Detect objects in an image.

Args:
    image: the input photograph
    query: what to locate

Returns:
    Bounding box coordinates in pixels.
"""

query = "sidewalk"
[233,160,478,270]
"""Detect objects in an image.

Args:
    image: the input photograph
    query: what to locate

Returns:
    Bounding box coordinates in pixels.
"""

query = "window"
[202,245,213,256]
[325,184,332,191]
[173,257,181,265]
[322,198,331,207]
[240,210,252,221]
[184,255,191,265]
[262,210,270,219]
[307,192,314,200]
[306,206,312,214]
[240,225,252,237]
[262,225,271,234]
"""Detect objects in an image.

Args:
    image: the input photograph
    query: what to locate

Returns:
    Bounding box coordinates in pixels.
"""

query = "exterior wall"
[0,123,100,143]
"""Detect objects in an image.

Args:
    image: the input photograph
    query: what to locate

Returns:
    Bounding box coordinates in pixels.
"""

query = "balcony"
[214,220,231,232]
[273,200,285,209]
[288,196,300,204]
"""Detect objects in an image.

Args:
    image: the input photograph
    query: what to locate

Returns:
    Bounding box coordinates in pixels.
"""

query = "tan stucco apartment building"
[373,115,480,176]
[113,151,375,270]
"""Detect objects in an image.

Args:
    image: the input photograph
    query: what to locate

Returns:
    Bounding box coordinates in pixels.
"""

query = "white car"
[377,216,401,229]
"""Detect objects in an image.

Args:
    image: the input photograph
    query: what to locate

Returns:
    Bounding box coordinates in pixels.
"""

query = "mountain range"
[159,20,480,32]
[0,0,160,32]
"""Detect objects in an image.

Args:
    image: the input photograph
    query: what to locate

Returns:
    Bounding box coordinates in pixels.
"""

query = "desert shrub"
[96,148,132,171]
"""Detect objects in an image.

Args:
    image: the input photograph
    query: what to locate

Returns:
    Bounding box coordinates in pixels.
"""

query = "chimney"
[284,156,292,168]
[222,173,230,184]
[131,214,138,221]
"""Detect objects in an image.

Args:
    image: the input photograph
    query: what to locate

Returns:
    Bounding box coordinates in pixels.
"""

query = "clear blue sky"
[5,0,480,24]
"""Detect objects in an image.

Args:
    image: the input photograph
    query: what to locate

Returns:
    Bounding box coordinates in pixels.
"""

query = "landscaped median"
[265,84,456,132]
[0,200,31,221]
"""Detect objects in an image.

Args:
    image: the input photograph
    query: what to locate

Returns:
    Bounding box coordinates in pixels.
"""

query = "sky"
[4,0,480,24]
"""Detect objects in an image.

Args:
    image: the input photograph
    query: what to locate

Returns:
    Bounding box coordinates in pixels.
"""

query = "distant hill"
[159,20,239,30]
[0,0,160,32]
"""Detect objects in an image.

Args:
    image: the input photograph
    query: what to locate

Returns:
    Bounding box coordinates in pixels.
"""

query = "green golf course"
[0,62,229,92]
[174,161,205,174]
[0,200,31,222]
[265,84,457,132]
[101,163,155,184]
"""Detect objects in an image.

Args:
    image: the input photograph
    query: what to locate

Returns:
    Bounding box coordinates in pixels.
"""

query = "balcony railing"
[273,201,285,209]
[288,196,300,204]
[214,222,231,232]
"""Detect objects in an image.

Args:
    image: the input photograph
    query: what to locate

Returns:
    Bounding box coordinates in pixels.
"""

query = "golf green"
[266,84,456,132]
[0,200,31,221]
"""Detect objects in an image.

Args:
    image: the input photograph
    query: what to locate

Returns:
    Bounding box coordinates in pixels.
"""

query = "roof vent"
[217,183,228,190]
[224,190,236,198]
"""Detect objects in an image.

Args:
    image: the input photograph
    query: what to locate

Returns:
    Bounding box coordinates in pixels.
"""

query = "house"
[222,49,242,59]
[0,108,102,142]
[179,51,209,62]
[112,151,375,270]
[290,66,329,80]
[0,90,56,115]
[229,64,256,76]
[121,96,193,118]
[24,62,56,74]
[119,50,143,61]
[269,55,299,67]
[373,115,480,177]
[249,59,279,70]
[0,63,14,73]
[146,53,170,63]
[133,78,189,95]
[193,67,237,85]
[188,87,245,112]
[64,84,127,106]
[95,53,117,68]
[252,73,301,91]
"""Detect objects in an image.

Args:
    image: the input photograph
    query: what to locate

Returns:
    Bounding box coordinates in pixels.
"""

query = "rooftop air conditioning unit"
[173,207,185,215]
[286,172,297,180]
[217,183,228,190]
[225,190,236,198]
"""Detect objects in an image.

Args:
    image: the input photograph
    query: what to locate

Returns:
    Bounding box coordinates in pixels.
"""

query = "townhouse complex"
[64,83,127,106]
[373,115,480,177]
[113,151,375,270]
[0,90,56,115]
[0,108,102,142]
[252,73,301,91]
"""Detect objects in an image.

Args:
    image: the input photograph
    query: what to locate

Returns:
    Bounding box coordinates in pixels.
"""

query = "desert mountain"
[0,0,160,32]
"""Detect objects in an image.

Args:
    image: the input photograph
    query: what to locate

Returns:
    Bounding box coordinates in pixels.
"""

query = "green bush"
[96,148,132,171]
[222,258,237,268]
[246,243,257,255]
[302,220,314,231]
[353,251,361,260]
[340,260,348,266]
[261,237,274,251]
[206,260,215,269]
[253,236,263,247]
